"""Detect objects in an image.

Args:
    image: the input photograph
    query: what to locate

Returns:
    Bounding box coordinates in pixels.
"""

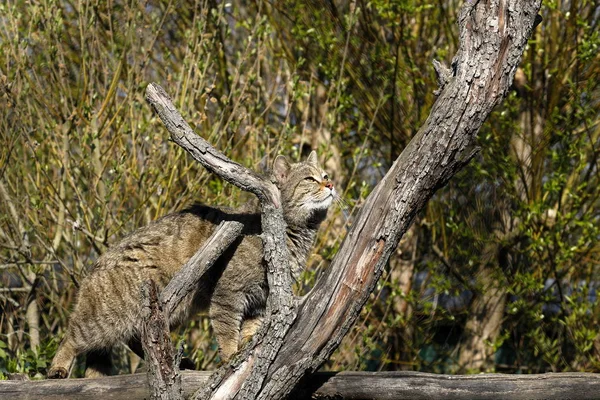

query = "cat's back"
[91,204,261,277]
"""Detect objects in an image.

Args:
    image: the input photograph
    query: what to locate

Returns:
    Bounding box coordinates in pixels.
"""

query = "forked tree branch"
[252,1,543,397]
[142,0,543,398]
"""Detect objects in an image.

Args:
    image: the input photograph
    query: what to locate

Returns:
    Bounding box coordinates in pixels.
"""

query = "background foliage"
[0,0,598,378]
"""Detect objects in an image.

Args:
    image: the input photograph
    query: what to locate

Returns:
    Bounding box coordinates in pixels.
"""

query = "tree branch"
[248,1,544,398]
[144,84,279,207]
[161,220,245,316]
[141,280,183,400]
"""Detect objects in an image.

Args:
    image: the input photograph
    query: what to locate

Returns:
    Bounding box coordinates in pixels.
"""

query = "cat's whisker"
[332,195,351,225]
[333,194,349,211]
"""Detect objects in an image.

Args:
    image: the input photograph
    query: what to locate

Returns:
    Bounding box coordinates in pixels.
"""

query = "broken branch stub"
[141,280,183,400]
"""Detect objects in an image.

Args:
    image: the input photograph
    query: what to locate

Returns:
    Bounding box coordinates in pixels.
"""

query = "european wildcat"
[48,151,335,379]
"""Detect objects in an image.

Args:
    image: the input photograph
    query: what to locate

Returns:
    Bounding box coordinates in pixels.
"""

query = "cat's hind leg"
[48,335,80,379]
[48,276,130,378]
[48,320,115,379]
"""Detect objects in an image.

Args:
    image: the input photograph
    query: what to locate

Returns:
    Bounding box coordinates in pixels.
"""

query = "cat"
[48,151,335,378]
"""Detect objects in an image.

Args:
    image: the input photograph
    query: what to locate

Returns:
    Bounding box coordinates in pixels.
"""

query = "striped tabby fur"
[47,151,335,378]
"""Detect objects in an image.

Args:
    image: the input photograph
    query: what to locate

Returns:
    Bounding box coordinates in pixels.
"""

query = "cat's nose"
[325,181,333,190]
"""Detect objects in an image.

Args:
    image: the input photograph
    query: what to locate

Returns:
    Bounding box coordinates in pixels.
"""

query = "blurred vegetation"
[0,0,598,379]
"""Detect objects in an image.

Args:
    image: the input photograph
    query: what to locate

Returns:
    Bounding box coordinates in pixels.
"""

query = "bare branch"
[144,84,279,207]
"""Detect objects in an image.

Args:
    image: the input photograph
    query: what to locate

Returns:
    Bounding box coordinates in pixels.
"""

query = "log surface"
[2,371,599,400]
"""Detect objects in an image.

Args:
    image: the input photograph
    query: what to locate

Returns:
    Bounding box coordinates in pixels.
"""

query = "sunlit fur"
[48,151,333,379]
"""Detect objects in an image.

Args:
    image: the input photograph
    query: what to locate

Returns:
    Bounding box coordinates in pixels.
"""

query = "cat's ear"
[306,150,319,166]
[273,155,291,183]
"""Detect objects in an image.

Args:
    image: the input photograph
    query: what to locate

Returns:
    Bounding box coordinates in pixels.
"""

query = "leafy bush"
[0,0,598,378]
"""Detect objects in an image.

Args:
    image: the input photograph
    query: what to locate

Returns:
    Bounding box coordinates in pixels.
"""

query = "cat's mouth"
[312,193,334,209]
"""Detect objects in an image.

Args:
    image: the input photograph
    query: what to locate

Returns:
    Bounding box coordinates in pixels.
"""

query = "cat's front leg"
[209,300,244,361]
[240,316,263,346]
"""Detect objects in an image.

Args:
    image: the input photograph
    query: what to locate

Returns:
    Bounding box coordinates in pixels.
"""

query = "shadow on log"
[2,371,599,400]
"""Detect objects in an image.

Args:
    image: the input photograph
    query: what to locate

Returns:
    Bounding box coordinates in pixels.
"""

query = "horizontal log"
[306,371,600,400]
[2,371,599,400]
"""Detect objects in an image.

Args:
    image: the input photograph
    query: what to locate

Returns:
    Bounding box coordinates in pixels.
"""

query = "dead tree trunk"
[143,0,542,398]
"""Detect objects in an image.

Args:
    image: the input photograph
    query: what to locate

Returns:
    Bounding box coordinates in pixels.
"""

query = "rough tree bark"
[141,280,183,400]
[140,0,543,398]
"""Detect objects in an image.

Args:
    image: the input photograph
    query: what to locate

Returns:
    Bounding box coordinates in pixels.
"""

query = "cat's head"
[272,151,335,228]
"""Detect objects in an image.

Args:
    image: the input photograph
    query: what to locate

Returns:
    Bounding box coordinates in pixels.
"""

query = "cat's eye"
[304,176,319,182]
[323,174,329,180]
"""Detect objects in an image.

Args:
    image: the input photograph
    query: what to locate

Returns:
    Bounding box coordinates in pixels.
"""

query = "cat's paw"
[47,367,68,379]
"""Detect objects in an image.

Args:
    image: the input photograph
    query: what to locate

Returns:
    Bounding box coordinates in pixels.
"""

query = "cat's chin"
[310,195,334,211]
